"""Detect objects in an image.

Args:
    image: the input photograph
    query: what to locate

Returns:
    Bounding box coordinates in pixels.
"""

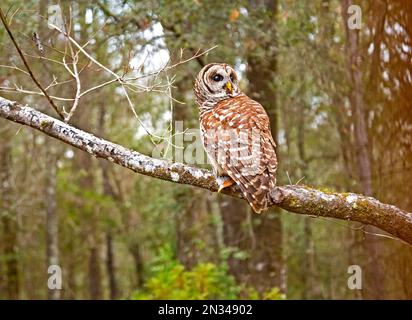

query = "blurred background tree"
[0,0,411,299]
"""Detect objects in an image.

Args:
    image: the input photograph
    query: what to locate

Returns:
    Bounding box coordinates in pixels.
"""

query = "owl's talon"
[217,179,235,193]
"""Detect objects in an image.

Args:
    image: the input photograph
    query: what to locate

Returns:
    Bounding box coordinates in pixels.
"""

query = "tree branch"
[1,95,412,245]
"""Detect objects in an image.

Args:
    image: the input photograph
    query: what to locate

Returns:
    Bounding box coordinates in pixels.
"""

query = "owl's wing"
[201,94,277,213]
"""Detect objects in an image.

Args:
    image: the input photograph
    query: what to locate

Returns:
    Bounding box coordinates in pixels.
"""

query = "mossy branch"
[1,96,412,245]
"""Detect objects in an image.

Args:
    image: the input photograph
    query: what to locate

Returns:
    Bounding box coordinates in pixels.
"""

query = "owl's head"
[194,63,240,108]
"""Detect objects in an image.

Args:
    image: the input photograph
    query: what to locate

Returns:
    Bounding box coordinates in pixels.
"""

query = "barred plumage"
[194,63,277,213]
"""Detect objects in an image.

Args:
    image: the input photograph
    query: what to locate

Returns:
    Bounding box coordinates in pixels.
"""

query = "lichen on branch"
[1,96,412,245]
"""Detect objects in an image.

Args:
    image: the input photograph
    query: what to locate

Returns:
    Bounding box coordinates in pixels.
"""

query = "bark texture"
[1,96,412,245]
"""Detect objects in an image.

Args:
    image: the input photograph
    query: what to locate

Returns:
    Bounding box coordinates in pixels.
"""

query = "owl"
[194,63,277,213]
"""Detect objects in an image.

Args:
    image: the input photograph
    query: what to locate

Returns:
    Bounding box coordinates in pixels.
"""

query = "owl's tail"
[239,170,276,214]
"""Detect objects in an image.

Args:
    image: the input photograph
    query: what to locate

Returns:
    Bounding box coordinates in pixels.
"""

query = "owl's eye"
[230,74,235,82]
[212,74,224,82]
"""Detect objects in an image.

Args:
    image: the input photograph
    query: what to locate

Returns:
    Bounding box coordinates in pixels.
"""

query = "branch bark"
[1,96,412,245]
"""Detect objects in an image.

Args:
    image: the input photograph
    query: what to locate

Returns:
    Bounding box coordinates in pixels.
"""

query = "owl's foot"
[217,178,235,193]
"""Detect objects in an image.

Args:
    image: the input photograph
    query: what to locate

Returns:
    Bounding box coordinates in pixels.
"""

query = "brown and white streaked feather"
[194,63,277,213]
[200,94,277,213]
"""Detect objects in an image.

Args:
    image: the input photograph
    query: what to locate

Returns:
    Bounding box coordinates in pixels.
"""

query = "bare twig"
[64,53,81,122]
[23,52,68,66]
[49,22,120,79]
[0,64,30,76]
[79,78,118,98]
[0,8,65,119]
[62,20,82,123]
[0,86,74,101]
[48,18,216,141]
[4,7,216,146]
[123,46,218,82]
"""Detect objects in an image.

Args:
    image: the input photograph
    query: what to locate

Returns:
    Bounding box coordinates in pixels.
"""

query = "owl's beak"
[225,81,233,94]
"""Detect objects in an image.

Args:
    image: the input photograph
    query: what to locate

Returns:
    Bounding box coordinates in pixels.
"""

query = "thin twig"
[48,17,217,143]
[0,86,74,101]
[124,46,218,82]
[44,76,76,90]
[0,8,65,119]
[23,52,67,66]
[0,64,30,76]
[49,22,120,79]
[61,15,82,123]
[64,53,81,122]
[79,78,118,98]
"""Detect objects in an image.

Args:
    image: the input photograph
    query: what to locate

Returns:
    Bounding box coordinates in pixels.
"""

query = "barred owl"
[194,63,277,213]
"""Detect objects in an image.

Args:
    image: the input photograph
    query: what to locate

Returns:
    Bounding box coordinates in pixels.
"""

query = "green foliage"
[131,245,240,299]
[132,259,288,300]
[131,262,239,300]
[131,245,284,300]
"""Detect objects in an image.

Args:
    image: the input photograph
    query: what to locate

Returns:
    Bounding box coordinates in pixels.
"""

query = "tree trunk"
[130,242,144,288]
[88,247,102,299]
[37,0,60,300]
[0,124,19,299]
[45,147,60,300]
[245,0,285,294]
[219,197,250,284]
[105,233,118,299]
[245,71,285,293]
[296,106,317,299]
[73,3,103,299]
[341,0,385,299]
[98,104,119,300]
